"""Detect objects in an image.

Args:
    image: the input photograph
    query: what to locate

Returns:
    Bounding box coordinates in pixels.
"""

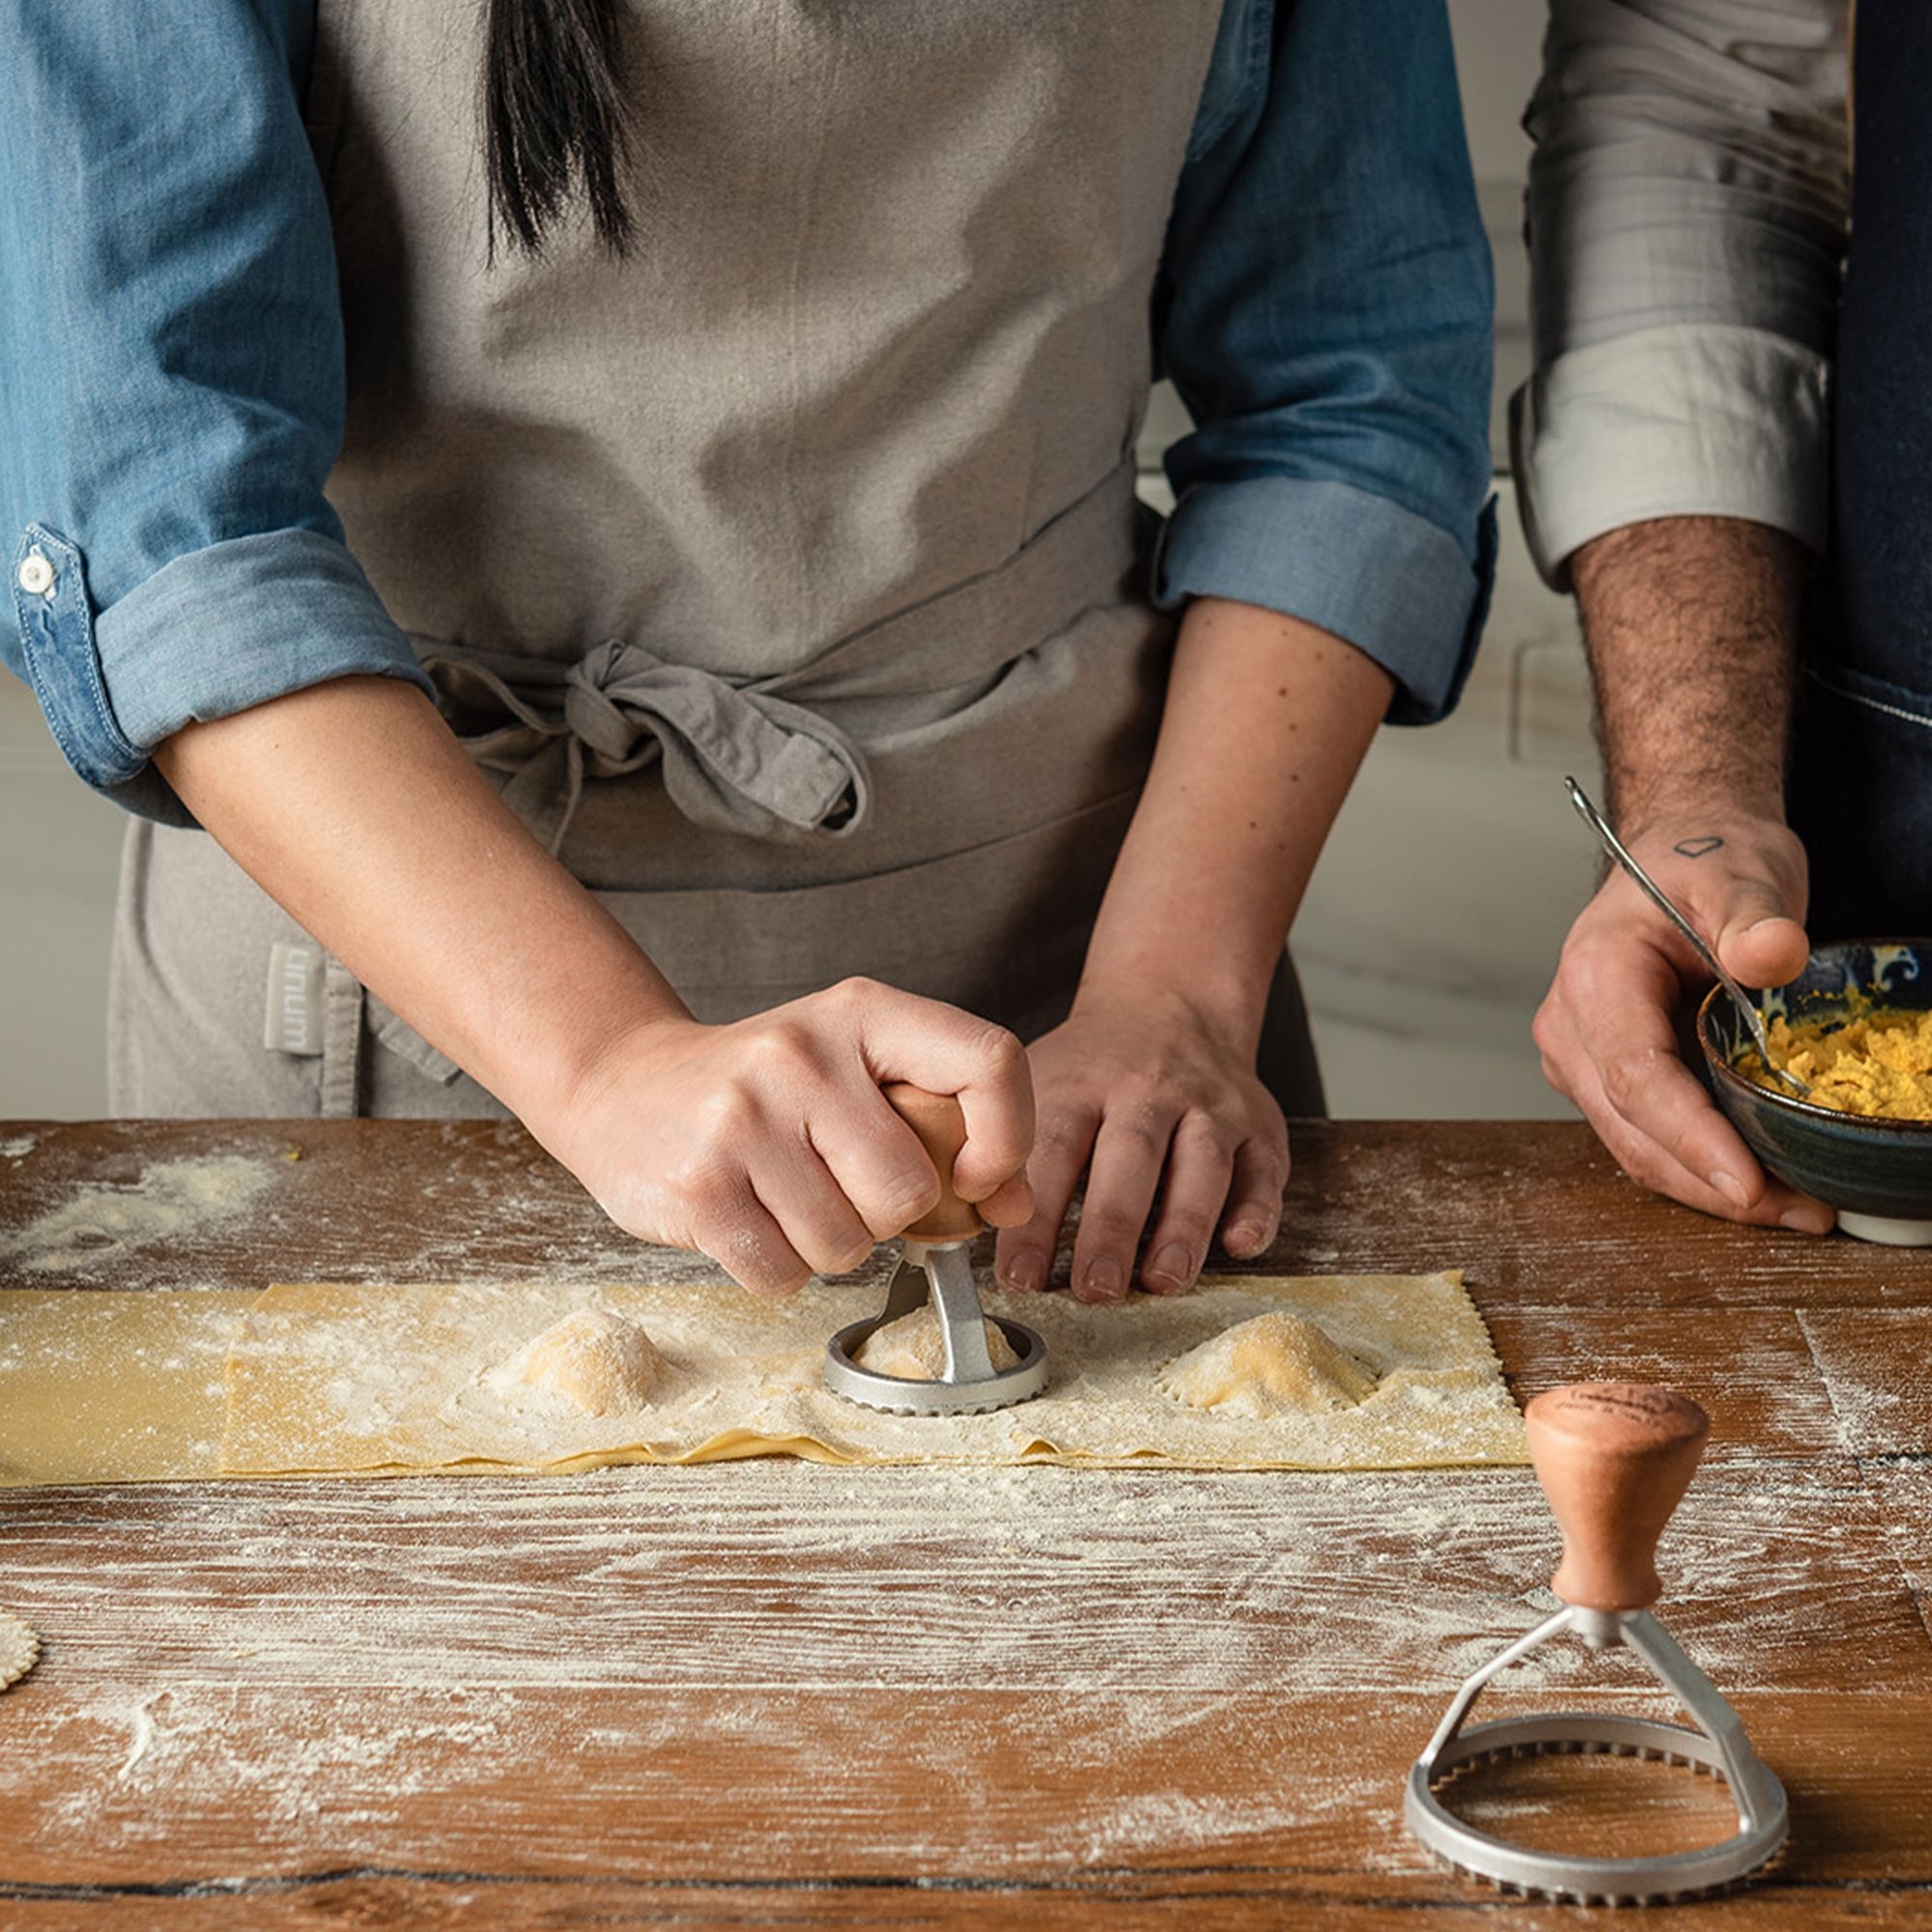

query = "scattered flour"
[118,1693,163,1779]
[0,1452,1870,1885]
[1,1155,273,1274]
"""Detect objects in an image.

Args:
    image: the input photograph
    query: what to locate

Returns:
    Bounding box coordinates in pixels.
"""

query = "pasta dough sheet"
[220,1272,1525,1476]
[0,1289,248,1485]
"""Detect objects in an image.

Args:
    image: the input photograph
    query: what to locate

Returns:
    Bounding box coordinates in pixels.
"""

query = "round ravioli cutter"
[1405,1383,1788,1905]
[823,1085,1048,1416]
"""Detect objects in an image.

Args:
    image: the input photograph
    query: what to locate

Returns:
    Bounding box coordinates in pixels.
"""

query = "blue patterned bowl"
[1697,939,1932,1244]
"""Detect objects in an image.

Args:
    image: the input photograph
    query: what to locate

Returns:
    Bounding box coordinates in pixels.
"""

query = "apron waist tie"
[299,458,1147,1098]
[418,639,869,855]
[412,455,1148,857]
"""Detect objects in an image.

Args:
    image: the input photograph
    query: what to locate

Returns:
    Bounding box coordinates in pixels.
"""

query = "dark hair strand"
[484,0,637,261]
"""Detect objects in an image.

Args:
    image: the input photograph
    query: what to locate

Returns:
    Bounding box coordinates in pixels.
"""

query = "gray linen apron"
[109,0,1323,1120]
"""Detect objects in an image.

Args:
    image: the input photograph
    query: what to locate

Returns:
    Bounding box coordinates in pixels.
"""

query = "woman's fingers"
[1135,1109,1236,1293]
[685,1176,816,1298]
[1218,1128,1290,1259]
[1066,1099,1181,1303]
[844,978,1035,1209]
[805,1101,949,1245]
[557,980,1039,1277]
[992,1101,1099,1293]
[973,1169,1038,1231]
[750,1133,885,1275]
[1000,995,1293,1297]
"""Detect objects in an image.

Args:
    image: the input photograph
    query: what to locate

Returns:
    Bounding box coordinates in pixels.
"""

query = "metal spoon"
[1565,778,1811,1098]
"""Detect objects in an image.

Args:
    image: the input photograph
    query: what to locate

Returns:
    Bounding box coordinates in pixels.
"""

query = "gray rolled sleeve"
[1518,0,1848,586]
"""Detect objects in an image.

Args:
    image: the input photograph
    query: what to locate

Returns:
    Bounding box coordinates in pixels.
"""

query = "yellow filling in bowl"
[1739,1009,1932,1120]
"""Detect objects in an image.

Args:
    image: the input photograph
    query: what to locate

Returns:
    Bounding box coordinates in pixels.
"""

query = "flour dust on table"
[0,1155,273,1275]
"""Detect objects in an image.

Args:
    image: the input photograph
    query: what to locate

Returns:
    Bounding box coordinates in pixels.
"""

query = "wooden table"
[0,1119,1927,1928]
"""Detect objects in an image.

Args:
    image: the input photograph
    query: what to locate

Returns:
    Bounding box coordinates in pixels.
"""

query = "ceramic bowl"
[1697,939,1932,1245]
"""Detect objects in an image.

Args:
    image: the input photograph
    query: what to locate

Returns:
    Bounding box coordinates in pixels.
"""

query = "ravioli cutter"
[822,1084,1048,1415]
[1405,1383,1788,1905]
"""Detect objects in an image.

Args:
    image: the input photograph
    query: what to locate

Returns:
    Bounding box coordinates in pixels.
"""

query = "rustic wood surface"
[0,1118,1928,1928]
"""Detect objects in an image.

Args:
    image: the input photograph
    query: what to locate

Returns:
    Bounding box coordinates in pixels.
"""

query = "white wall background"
[0,0,1593,1122]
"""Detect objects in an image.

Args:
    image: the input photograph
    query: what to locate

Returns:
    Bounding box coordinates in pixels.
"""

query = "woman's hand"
[977,596,1387,1302]
[535,977,1036,1295]
[992,985,1288,1303]
[151,683,1032,1294]
[1533,809,1833,1231]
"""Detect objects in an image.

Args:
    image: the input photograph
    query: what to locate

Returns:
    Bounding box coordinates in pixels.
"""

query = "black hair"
[483,0,637,261]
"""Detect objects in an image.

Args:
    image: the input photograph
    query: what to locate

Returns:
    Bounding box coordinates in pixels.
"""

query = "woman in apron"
[4,0,1493,1298]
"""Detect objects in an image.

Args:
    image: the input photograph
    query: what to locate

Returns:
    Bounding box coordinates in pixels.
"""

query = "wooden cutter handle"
[881,1084,982,1244]
[1524,1383,1710,1612]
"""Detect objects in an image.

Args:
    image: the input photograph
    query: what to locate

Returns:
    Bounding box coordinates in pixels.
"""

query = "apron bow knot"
[417,637,871,855]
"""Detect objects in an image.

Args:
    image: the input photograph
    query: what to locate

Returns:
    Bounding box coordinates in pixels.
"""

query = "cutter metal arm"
[820,1084,1049,1415]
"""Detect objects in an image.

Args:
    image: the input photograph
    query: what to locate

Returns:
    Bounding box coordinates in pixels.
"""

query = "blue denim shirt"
[1,0,1493,821]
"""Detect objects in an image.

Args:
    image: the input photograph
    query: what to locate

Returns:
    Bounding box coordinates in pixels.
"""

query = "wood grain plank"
[5,1122,1931,1312]
[2,1120,1928,1925]
[1799,1310,1932,1457]
[1264,1124,1932,1312]
[6,1880,1932,1932]
[1485,1307,1837,1460]
[1869,1468,1932,1635]
[0,1692,1921,1893]
[0,1464,1918,1699]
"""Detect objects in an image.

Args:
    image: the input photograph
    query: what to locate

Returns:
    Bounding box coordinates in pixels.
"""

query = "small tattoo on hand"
[1674,836,1725,859]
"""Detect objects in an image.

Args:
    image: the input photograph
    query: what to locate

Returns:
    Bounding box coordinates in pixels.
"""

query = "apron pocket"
[1791,661,1932,939]
[1804,658,1932,734]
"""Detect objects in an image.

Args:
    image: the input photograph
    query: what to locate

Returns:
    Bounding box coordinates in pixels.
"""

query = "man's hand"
[542,978,1036,1296]
[992,987,1288,1304]
[1541,517,1831,1228]
[1534,810,1832,1230]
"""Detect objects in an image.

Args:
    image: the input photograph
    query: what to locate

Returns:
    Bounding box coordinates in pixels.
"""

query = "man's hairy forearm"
[1570,515,1805,830]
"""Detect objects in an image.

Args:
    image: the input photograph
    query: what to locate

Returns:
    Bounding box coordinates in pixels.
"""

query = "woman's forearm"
[1075,596,1395,1048]
[155,675,1037,1288]
[153,675,689,1125]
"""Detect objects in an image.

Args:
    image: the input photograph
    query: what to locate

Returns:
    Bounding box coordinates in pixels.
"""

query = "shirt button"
[16,551,55,598]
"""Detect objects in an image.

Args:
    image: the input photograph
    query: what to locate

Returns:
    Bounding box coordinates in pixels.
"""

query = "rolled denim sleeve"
[1517,0,1848,587]
[0,0,433,823]
[1152,0,1495,725]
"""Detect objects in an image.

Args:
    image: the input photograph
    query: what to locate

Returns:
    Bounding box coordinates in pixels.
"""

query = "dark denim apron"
[1789,4,1932,939]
